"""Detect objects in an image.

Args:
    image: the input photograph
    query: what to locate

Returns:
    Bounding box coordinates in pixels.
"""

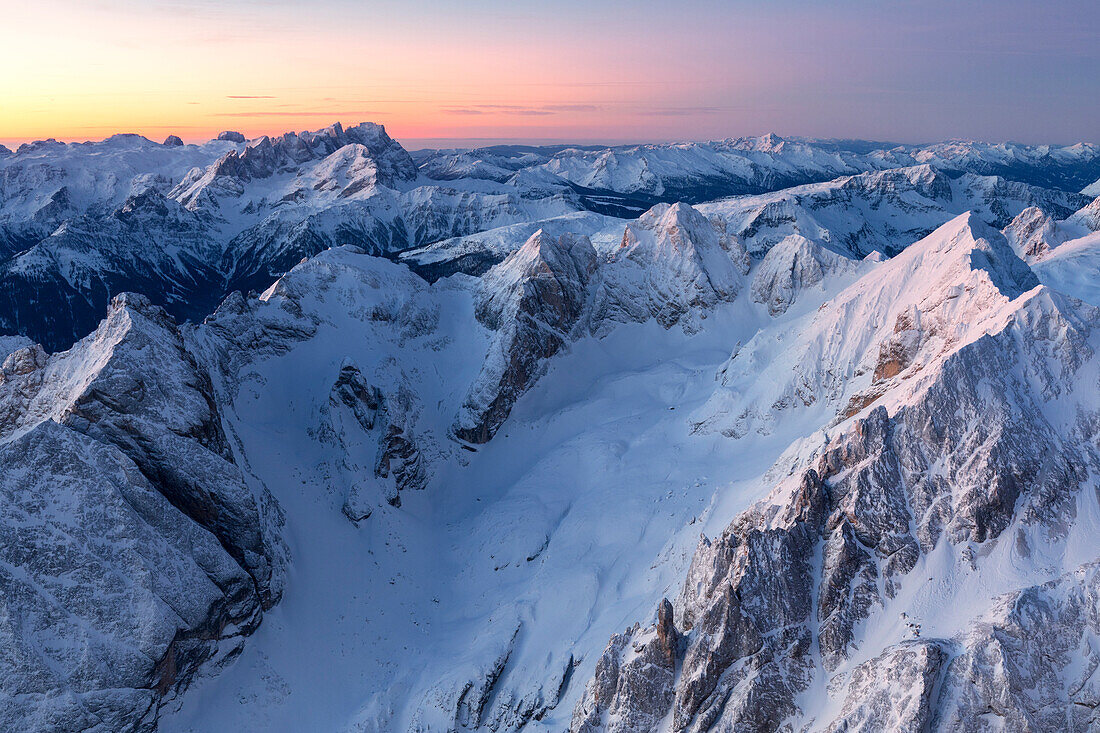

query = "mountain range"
[2,123,1100,732]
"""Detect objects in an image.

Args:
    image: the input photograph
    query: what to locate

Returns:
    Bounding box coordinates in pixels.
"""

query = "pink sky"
[1,0,1096,147]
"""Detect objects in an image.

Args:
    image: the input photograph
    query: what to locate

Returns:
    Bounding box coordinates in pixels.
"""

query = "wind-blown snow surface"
[160,234,793,732]
[4,129,1100,732]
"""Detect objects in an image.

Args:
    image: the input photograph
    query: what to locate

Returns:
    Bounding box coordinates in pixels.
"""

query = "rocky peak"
[0,291,289,730]
[1068,195,1100,231]
[699,212,1041,437]
[572,204,1100,733]
[0,291,286,602]
[114,187,176,221]
[750,233,863,315]
[842,164,952,201]
[454,230,598,443]
[217,130,246,143]
[477,229,598,328]
[949,212,1040,297]
[1003,205,1067,261]
[728,132,787,152]
[172,121,416,209]
[588,202,749,333]
[163,134,184,147]
[326,359,427,521]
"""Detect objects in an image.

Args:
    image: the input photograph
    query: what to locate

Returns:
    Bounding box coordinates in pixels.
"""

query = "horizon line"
[3,128,1097,153]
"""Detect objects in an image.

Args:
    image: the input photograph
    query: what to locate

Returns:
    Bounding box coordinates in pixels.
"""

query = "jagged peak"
[617,202,750,278]
[751,233,863,315]
[724,132,788,152]
[91,292,181,345]
[1068,196,1100,231]
[622,202,726,256]
[1003,206,1067,262]
[14,138,64,155]
[887,211,1038,299]
[842,163,952,198]
[174,121,416,206]
[480,229,598,320]
[518,227,594,261]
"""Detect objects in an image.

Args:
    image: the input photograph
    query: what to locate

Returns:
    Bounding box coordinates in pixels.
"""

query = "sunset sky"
[2,0,1097,148]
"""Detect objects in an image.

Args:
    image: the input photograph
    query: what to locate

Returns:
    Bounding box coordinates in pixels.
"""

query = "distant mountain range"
[2,123,1097,349]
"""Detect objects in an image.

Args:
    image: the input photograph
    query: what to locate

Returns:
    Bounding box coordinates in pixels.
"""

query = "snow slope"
[160,212,1100,732]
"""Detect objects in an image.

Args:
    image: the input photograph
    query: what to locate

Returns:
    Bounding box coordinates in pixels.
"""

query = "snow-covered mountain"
[400,164,1089,281]
[0,123,582,350]
[417,136,1100,202]
[3,126,1100,733]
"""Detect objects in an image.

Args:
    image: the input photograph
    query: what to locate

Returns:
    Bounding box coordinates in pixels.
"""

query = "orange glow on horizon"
[0,0,739,148]
[2,0,1096,148]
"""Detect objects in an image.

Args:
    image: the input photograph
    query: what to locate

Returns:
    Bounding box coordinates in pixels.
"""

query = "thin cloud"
[226,95,277,99]
[212,110,381,117]
[442,106,559,116]
[641,106,723,116]
[542,104,600,112]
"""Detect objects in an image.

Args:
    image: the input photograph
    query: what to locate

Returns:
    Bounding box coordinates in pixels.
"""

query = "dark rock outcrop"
[0,293,287,730]
[454,230,597,443]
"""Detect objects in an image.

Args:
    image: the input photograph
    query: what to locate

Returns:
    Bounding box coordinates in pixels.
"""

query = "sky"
[1,0,1097,148]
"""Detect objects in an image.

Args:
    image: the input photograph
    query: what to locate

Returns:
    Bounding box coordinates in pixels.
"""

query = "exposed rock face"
[5,294,286,602]
[173,122,417,209]
[588,202,749,333]
[825,640,947,732]
[4,127,1092,354]
[0,293,287,731]
[454,204,755,443]
[0,423,260,732]
[327,360,426,520]
[1003,205,1068,261]
[197,246,445,524]
[6,134,1100,733]
[216,131,246,143]
[749,233,862,315]
[163,135,185,147]
[454,230,597,443]
[571,213,1100,732]
[570,602,679,733]
[1069,195,1100,231]
[697,213,1039,439]
[698,165,1090,259]
[0,188,224,351]
[935,563,1100,731]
